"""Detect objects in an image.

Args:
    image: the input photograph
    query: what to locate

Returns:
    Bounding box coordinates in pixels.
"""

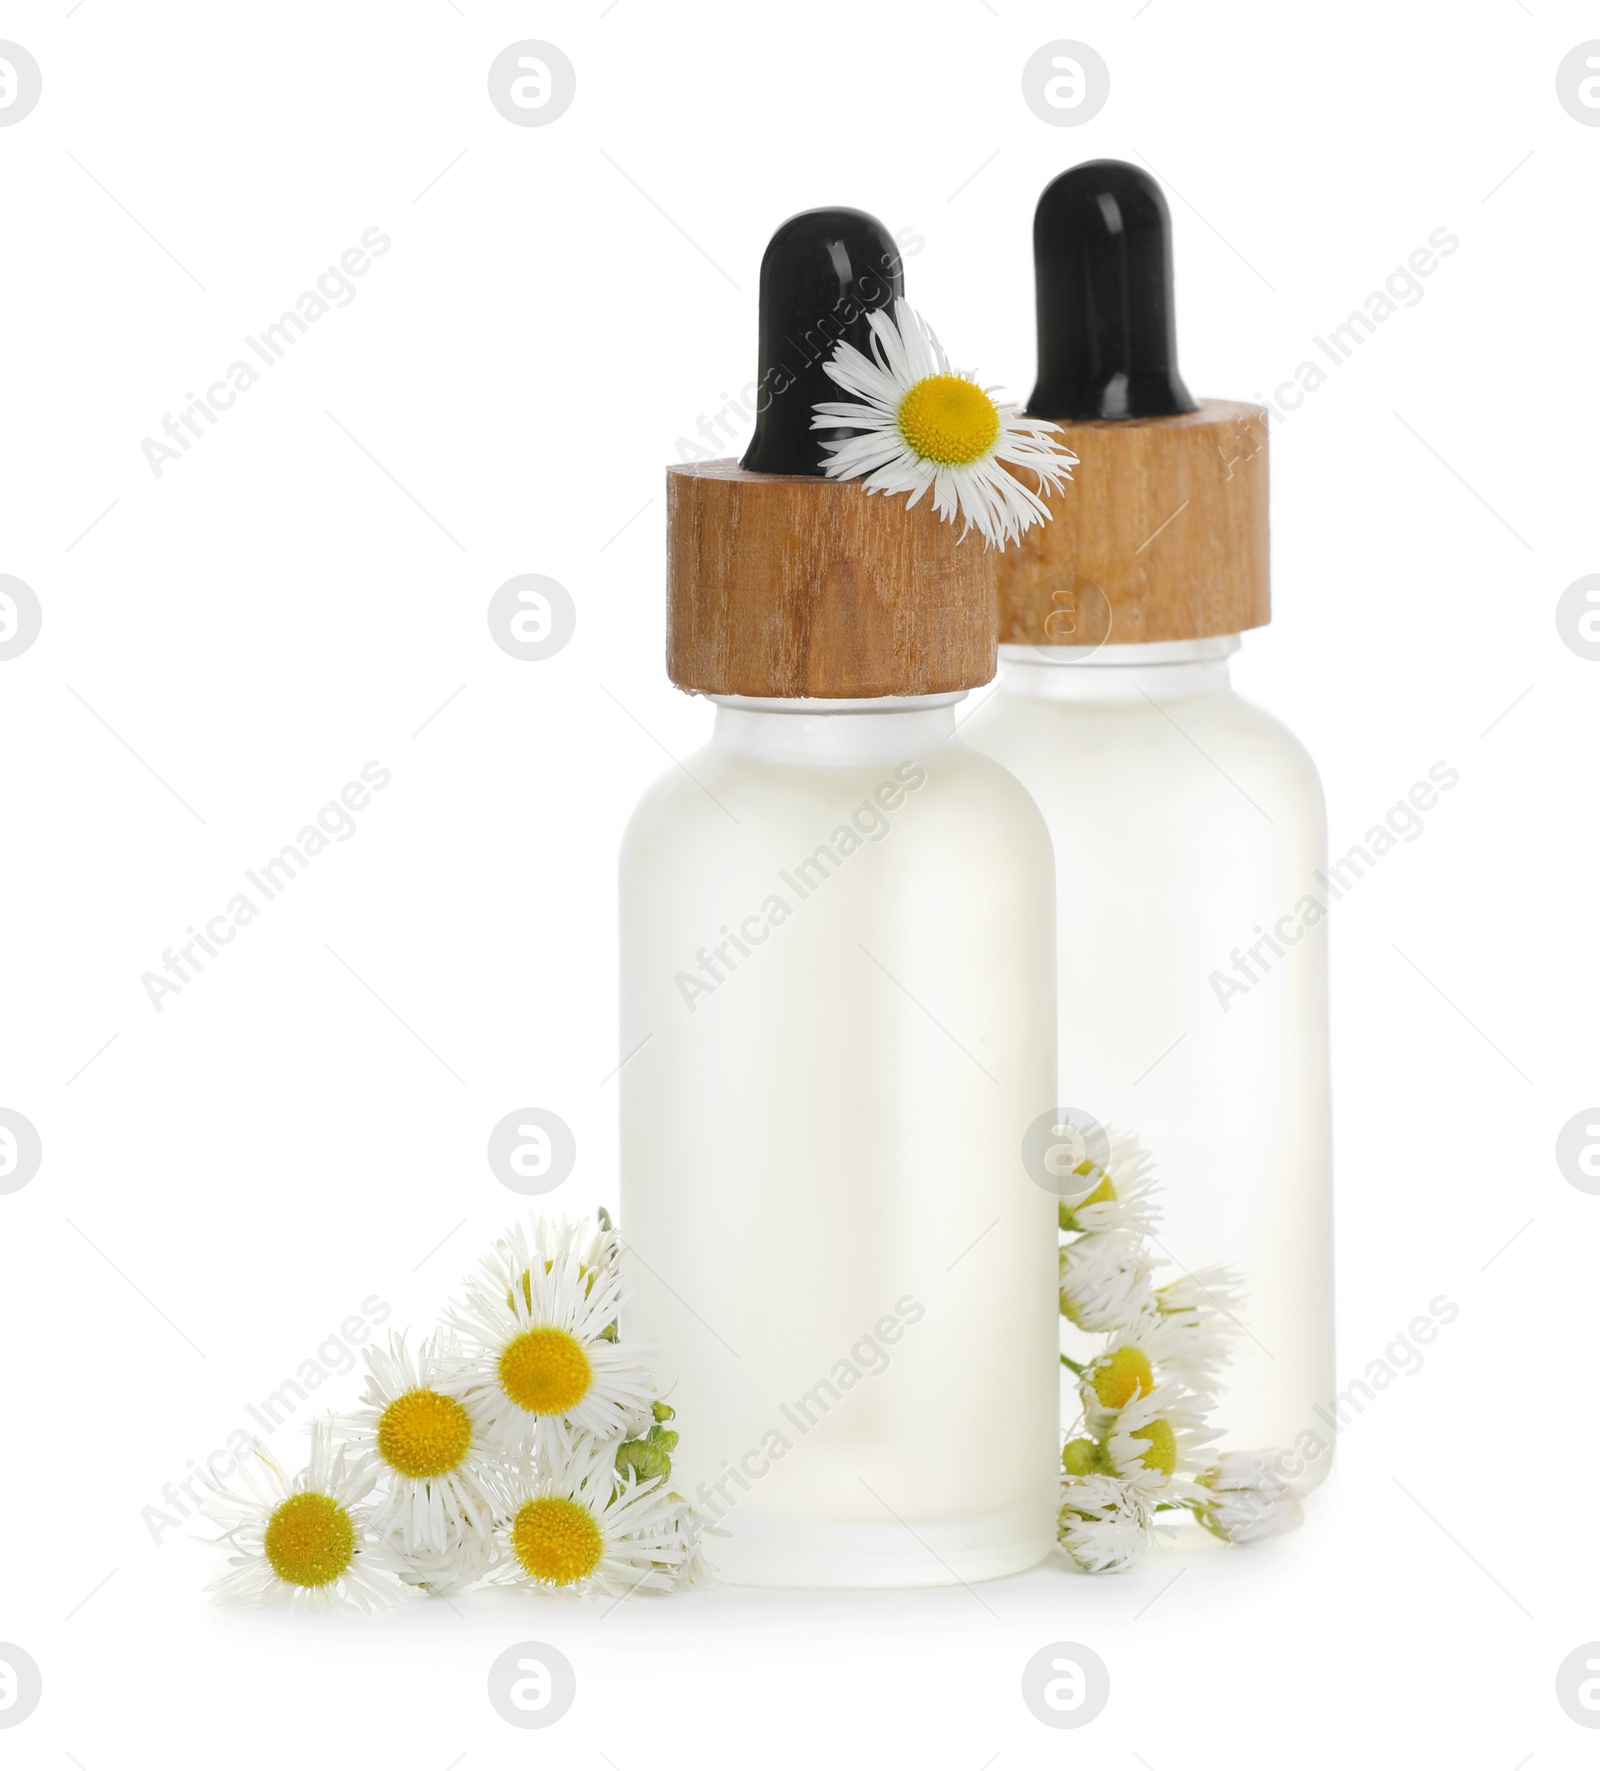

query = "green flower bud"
[615,1418,679,1486]
[615,1436,673,1484]
[1061,1437,1104,1476]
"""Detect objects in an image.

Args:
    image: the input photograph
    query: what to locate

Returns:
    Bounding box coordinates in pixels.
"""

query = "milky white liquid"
[619,694,1060,1586]
[965,640,1335,1490]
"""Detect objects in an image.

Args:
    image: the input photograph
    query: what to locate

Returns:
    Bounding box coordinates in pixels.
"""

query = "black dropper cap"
[740,207,904,476]
[1028,160,1196,422]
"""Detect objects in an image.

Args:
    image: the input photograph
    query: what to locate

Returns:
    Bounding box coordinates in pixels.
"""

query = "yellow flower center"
[1130,1418,1178,1476]
[897,374,1001,466]
[510,1496,604,1585]
[263,1491,355,1588]
[1092,1346,1154,1410]
[377,1387,473,1479]
[499,1326,592,1415]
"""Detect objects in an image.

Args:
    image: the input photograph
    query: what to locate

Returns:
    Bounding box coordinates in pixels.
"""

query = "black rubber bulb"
[740,207,904,476]
[1028,160,1196,422]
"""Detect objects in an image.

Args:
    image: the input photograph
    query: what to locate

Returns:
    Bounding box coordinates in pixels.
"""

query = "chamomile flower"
[1059,1232,1157,1334]
[341,1329,495,1589]
[485,1435,697,1598]
[1103,1384,1216,1504]
[1081,1302,1235,1416]
[1057,1128,1163,1236]
[1078,1340,1159,1437]
[812,298,1076,549]
[199,1418,404,1612]
[1057,1474,1155,1575]
[1194,1450,1305,1545]
[385,1505,497,1595]
[442,1215,658,1466]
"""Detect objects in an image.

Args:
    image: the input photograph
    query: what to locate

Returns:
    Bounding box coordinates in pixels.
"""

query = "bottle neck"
[996,635,1240,703]
[707,692,964,765]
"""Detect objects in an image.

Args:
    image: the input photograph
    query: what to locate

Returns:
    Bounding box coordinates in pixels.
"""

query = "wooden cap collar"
[666,461,998,699]
[995,400,1270,647]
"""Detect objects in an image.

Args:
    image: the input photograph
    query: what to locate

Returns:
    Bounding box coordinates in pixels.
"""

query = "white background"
[2,1,1596,1764]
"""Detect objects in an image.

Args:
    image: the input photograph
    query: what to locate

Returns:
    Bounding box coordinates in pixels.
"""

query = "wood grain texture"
[996,399,1270,646]
[667,461,997,698]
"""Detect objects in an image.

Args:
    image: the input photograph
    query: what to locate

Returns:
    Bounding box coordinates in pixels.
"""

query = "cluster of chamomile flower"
[1054,1130,1305,1573]
[199,1212,711,1610]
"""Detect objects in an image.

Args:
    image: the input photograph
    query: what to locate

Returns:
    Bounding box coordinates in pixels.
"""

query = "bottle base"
[709,1510,1055,1590]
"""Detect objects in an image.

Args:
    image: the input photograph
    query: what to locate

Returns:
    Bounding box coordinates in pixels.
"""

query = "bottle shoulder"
[620,736,1053,871]
[1211,688,1324,793]
[966,682,1327,845]
[1210,688,1326,818]
[976,681,1321,787]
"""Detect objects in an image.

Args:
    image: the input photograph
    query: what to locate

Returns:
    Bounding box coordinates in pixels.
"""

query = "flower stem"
[1059,1353,1086,1375]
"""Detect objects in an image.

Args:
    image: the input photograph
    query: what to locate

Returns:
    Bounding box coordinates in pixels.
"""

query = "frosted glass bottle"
[619,692,1060,1585]
[965,637,1334,1488]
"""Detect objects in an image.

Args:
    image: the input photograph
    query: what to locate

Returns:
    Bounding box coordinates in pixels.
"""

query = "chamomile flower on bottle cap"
[813,297,1077,549]
[667,207,1018,699]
